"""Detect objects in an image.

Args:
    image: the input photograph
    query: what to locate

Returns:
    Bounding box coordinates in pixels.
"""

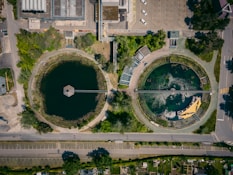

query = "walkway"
[128,45,219,133]
[136,90,212,94]
[75,90,107,93]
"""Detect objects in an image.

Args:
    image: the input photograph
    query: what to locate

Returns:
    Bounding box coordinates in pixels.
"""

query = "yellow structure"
[178,96,201,119]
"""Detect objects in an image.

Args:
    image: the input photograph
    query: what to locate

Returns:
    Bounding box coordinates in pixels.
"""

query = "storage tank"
[42,0,46,12]
[29,0,33,10]
[22,0,25,11]
[25,0,30,11]
[37,0,41,11]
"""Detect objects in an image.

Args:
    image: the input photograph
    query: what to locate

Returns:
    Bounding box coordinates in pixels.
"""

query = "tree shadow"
[184,17,191,26]
[186,0,199,11]
[220,93,233,118]
[87,147,112,168]
[87,147,110,158]
[62,151,80,162]
[194,31,205,39]
[225,59,233,73]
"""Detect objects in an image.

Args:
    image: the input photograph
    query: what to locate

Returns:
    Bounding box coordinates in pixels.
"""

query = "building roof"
[64,31,74,39]
[103,6,119,21]
[22,0,47,12]
[168,31,179,39]
[0,76,6,95]
[102,0,119,6]
[63,85,75,97]
[137,45,151,57]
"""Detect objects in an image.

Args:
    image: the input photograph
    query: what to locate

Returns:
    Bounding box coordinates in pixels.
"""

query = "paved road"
[3,1,24,112]
[0,140,232,167]
[136,90,211,94]
[216,19,233,142]
[0,132,215,143]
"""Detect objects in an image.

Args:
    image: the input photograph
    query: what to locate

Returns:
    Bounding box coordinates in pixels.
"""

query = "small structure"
[217,0,233,18]
[112,41,118,73]
[168,31,179,48]
[119,45,150,86]
[177,96,201,119]
[64,31,74,40]
[142,162,148,169]
[135,45,151,60]
[22,0,47,13]
[0,76,6,95]
[63,85,75,97]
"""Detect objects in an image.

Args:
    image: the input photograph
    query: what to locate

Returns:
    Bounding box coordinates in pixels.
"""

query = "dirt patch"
[108,73,118,89]
[91,41,111,61]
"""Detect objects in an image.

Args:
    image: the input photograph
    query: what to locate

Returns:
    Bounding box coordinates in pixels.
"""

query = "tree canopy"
[115,30,166,72]
[74,33,96,49]
[186,31,224,55]
[62,151,80,175]
[20,107,53,133]
[87,148,112,169]
[188,0,229,30]
[16,27,62,87]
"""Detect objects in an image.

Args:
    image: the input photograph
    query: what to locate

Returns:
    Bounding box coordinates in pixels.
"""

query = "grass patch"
[92,91,150,133]
[193,110,216,134]
[214,49,221,82]
[0,68,14,91]
[198,51,213,62]
[118,84,128,89]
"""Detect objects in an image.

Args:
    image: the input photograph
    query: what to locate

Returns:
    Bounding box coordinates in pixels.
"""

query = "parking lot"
[131,0,191,31]
[0,141,134,150]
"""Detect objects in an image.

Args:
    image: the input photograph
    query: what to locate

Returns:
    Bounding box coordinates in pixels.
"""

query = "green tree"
[62,151,80,175]
[20,108,38,129]
[36,122,53,133]
[111,91,131,110]
[115,31,166,73]
[74,33,96,49]
[20,107,53,133]
[186,31,224,56]
[190,0,230,30]
[87,148,112,169]
[16,27,62,87]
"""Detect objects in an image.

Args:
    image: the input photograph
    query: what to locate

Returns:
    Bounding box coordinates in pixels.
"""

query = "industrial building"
[19,0,85,20]
[21,0,46,12]
[52,0,85,19]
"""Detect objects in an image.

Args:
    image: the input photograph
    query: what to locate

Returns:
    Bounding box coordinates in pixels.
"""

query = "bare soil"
[91,41,111,61]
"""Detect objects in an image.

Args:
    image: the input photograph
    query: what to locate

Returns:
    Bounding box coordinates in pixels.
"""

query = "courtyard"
[130,0,192,31]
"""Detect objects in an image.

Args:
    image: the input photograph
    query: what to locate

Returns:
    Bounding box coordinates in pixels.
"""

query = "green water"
[140,63,201,116]
[40,61,99,120]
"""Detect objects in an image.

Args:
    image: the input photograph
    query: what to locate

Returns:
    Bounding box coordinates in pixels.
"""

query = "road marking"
[224,56,226,65]
[220,88,229,94]
[217,118,224,121]
[226,71,229,87]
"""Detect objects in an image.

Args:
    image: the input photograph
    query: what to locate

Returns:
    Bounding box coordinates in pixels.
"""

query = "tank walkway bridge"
[63,85,107,97]
[74,90,107,93]
[135,89,212,94]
